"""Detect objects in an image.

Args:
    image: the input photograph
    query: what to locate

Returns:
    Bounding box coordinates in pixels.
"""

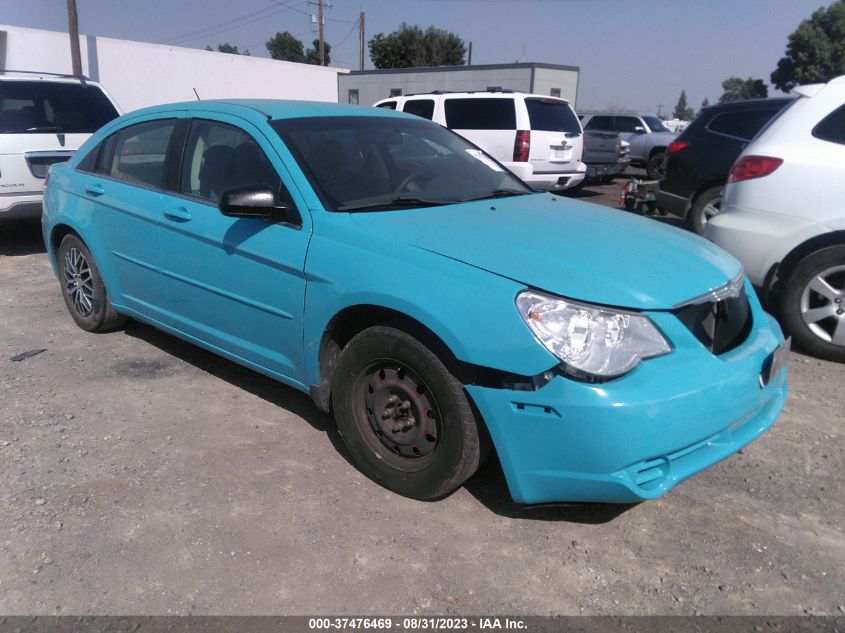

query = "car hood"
[349,194,741,310]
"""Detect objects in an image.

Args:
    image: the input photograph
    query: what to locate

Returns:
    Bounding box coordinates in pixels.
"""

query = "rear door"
[77,116,181,320]
[442,97,516,163]
[523,97,584,173]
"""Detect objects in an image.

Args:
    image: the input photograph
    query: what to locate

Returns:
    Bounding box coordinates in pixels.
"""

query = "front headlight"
[516,290,672,379]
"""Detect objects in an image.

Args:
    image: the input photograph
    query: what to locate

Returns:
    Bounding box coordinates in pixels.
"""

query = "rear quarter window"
[444,98,516,130]
[525,98,581,133]
[812,104,845,145]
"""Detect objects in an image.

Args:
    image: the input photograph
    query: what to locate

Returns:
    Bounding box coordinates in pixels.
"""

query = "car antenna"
[193,88,201,100]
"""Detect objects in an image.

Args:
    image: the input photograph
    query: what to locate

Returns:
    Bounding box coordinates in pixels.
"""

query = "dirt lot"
[1,176,844,616]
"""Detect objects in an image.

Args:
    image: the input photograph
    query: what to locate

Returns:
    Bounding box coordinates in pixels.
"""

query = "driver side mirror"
[219,184,291,222]
[633,126,646,134]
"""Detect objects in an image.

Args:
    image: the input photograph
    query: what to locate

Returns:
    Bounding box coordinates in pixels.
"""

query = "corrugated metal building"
[338,63,580,108]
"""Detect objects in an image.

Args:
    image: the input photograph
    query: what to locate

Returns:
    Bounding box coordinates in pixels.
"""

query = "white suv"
[1,71,120,220]
[705,75,845,362]
[374,91,586,191]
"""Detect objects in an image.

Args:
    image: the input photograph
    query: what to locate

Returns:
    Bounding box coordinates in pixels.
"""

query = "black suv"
[657,98,793,233]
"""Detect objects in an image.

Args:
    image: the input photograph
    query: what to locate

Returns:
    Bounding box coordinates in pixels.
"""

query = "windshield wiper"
[337,197,454,212]
[459,189,531,202]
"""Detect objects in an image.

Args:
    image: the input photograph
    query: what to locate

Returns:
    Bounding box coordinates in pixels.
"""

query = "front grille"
[673,281,752,355]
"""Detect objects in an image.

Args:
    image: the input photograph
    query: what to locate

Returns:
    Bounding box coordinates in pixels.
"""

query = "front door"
[157,115,310,384]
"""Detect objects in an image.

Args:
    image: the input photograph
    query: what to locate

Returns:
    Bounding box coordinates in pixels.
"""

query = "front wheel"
[331,326,484,499]
[779,246,845,363]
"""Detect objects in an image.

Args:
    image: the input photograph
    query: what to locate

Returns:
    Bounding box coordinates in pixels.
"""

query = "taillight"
[513,130,530,162]
[729,155,783,183]
[667,141,690,155]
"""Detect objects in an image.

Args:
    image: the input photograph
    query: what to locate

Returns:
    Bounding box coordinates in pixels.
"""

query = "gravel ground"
[1,178,843,615]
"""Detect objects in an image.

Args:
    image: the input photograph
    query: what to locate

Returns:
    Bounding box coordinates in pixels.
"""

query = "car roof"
[698,97,794,114]
[0,71,104,87]
[378,92,571,104]
[127,99,411,123]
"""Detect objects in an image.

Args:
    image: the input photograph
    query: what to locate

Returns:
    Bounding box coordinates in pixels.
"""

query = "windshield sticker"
[465,149,504,172]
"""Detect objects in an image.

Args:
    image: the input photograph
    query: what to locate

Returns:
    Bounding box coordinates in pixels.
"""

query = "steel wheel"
[356,360,441,471]
[63,246,95,317]
[800,264,845,346]
[701,196,721,224]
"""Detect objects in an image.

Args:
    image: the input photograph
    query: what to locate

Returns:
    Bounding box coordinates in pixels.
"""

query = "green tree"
[266,32,330,65]
[672,90,695,120]
[719,77,768,102]
[206,43,249,55]
[304,39,332,65]
[266,31,306,63]
[771,0,845,92]
[701,97,710,109]
[369,23,465,69]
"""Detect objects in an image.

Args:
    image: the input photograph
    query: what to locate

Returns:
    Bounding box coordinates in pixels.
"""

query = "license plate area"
[759,337,790,387]
[550,145,572,161]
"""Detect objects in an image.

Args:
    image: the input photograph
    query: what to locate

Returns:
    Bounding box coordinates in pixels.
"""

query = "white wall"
[0,24,345,112]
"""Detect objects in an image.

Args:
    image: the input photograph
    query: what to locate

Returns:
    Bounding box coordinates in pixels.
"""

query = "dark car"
[657,98,793,234]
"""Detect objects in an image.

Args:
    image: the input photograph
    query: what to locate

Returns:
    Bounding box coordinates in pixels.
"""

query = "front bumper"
[466,288,787,504]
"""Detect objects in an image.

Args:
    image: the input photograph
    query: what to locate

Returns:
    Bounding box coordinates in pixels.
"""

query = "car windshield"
[0,80,119,134]
[272,116,534,211]
[642,116,669,133]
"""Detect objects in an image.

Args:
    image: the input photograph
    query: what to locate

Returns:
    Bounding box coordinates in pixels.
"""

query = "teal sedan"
[41,100,789,504]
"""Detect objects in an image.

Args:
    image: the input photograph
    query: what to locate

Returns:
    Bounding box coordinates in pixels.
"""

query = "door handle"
[85,183,105,197]
[163,206,192,222]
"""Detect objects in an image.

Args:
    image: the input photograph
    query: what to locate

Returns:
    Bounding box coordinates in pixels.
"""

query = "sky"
[0,0,836,114]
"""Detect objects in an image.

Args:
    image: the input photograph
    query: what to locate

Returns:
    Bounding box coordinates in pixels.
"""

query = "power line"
[159,0,309,45]
[156,4,281,44]
[329,19,359,48]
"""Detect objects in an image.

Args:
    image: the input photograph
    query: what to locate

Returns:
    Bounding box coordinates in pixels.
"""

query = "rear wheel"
[331,326,483,499]
[57,234,127,332]
[687,186,722,235]
[779,246,845,362]
[646,150,666,180]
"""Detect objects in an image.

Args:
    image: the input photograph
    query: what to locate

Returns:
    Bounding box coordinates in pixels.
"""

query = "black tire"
[779,245,845,363]
[646,150,666,180]
[687,186,722,235]
[331,325,483,500]
[57,234,127,332]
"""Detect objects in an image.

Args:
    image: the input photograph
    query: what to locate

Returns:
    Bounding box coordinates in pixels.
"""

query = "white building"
[0,24,345,113]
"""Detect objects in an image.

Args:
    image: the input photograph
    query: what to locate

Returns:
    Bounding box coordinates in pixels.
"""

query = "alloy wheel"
[63,247,95,317]
[800,264,845,346]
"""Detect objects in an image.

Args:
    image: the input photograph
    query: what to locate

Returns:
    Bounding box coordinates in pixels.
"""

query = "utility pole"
[317,0,325,66]
[66,0,82,76]
[657,104,664,118]
[358,11,365,71]
[468,41,472,65]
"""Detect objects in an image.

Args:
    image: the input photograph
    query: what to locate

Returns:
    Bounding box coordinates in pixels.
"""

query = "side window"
[707,108,782,141]
[180,119,281,204]
[108,119,177,188]
[376,101,397,110]
[615,117,642,133]
[812,104,845,145]
[76,142,101,173]
[584,115,613,130]
[402,99,435,120]
[444,98,516,130]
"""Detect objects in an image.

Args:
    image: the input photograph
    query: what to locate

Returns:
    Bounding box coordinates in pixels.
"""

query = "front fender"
[302,216,558,389]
